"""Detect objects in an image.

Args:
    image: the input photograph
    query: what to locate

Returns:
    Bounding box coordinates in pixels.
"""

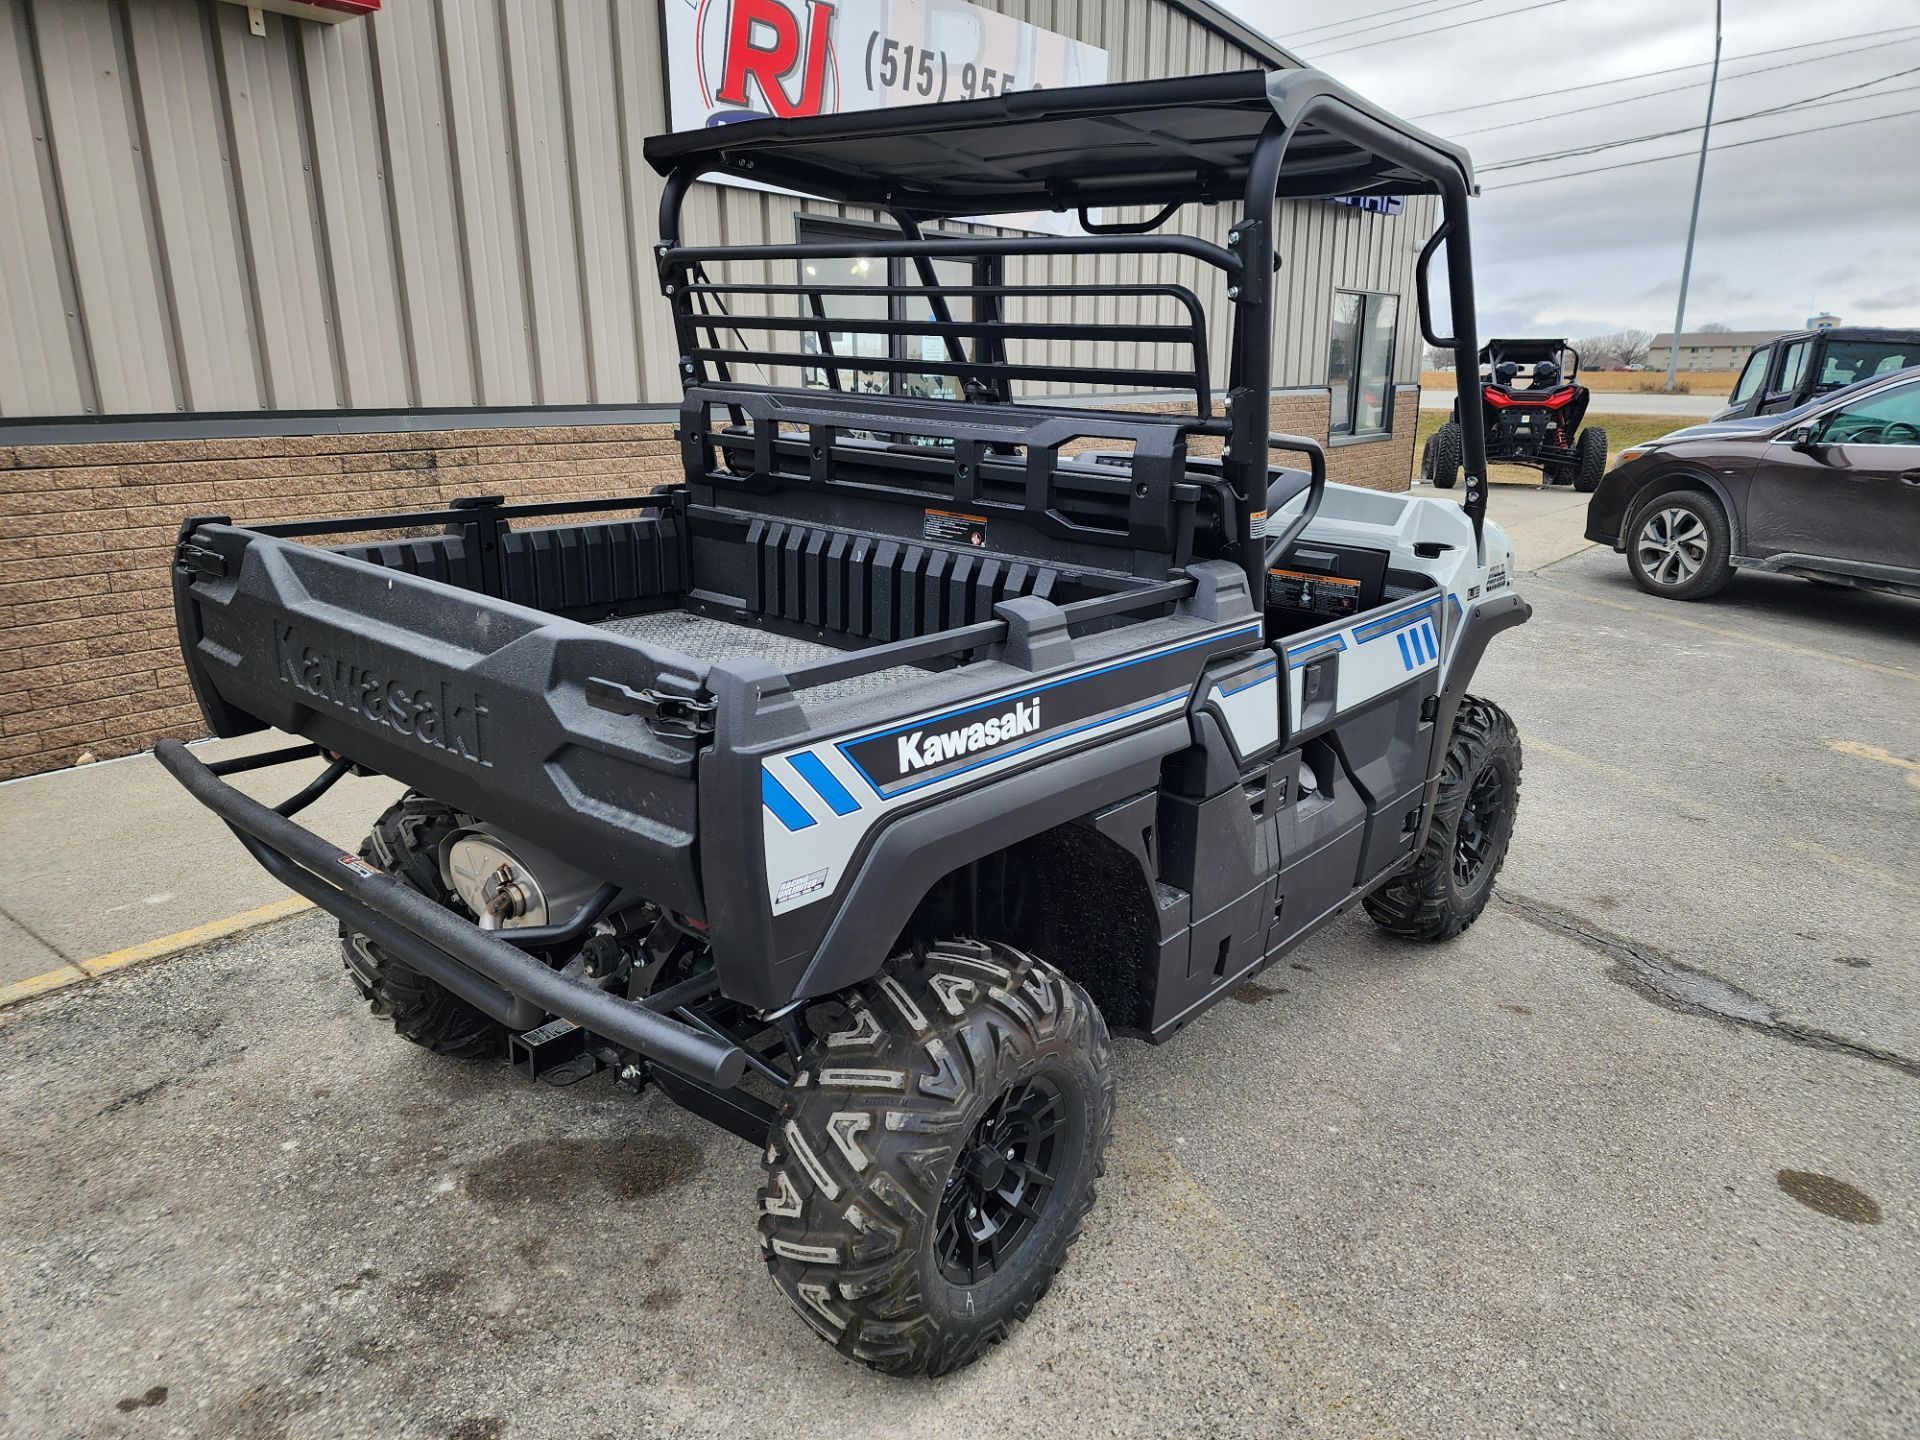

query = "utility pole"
[1666,0,1724,392]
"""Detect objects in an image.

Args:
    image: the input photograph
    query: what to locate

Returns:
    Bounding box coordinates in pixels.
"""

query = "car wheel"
[1625,490,1735,601]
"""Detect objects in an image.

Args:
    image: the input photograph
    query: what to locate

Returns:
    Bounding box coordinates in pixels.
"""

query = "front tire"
[1626,489,1735,600]
[1425,421,1462,489]
[1365,697,1521,942]
[340,794,510,1059]
[760,939,1114,1376]
[1571,426,1608,492]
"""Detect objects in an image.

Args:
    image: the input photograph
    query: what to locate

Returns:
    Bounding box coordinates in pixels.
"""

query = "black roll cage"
[645,69,1489,577]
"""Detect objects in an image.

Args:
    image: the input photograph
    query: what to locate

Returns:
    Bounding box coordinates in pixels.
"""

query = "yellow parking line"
[1525,733,1920,902]
[0,897,315,1012]
[1567,589,1920,683]
[79,897,313,977]
[1827,740,1920,793]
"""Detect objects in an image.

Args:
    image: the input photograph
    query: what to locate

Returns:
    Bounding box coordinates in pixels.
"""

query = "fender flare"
[1410,593,1530,855]
[1618,465,1745,555]
[791,719,1185,1002]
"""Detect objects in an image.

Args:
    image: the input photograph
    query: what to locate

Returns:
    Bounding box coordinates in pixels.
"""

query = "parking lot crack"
[1494,889,1920,1081]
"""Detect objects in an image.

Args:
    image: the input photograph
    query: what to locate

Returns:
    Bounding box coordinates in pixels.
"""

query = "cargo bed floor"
[594,610,920,701]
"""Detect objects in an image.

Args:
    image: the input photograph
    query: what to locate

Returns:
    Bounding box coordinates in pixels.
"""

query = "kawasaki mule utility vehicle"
[1425,338,1608,491]
[162,69,1526,1376]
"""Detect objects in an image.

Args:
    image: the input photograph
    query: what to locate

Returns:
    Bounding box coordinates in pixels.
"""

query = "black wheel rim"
[935,1075,1066,1285]
[1453,761,1511,889]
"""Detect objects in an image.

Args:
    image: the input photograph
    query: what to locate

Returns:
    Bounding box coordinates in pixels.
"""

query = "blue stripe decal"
[1353,599,1441,644]
[761,771,816,831]
[1397,633,1413,669]
[840,690,1189,799]
[836,624,1260,755]
[1218,663,1278,697]
[1287,633,1347,669]
[788,751,860,816]
[1424,625,1439,661]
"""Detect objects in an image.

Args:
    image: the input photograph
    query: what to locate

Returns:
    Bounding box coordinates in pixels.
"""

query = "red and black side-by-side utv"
[1424,338,1608,491]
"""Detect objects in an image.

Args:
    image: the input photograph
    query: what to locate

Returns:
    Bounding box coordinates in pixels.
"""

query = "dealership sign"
[666,0,1108,230]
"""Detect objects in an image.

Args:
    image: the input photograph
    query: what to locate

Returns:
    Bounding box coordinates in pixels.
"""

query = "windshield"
[1816,339,1920,391]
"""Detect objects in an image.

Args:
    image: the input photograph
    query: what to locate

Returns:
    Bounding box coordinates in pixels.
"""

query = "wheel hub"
[1453,761,1512,889]
[1636,506,1708,588]
[935,1076,1066,1285]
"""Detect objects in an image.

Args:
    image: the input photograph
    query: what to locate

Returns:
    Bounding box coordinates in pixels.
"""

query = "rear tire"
[1572,426,1608,493]
[760,939,1114,1376]
[1625,489,1735,601]
[1425,421,1462,489]
[340,794,509,1059]
[1364,697,1521,942]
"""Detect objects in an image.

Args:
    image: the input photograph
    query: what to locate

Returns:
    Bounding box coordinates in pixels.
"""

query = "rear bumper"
[153,739,746,1089]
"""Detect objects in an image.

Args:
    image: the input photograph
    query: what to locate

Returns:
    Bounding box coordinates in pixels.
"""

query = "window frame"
[1768,338,1811,402]
[1328,287,1400,441]
[1729,347,1769,406]
[794,215,993,402]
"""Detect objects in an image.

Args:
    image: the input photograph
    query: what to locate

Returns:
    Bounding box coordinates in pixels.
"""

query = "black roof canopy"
[643,69,1475,218]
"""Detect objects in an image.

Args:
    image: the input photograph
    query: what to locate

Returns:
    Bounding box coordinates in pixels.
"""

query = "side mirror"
[1789,425,1821,451]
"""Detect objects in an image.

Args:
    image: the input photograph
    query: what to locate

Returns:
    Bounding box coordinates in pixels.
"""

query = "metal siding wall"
[300,15,409,407]
[0,0,1435,418]
[0,0,92,414]
[370,0,477,406]
[125,0,260,410]
[217,3,342,408]
[29,0,177,413]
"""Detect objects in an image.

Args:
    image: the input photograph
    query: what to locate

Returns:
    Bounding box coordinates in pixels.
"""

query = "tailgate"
[174,523,711,917]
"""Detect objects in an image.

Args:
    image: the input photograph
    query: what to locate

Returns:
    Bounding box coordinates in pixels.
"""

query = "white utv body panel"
[1266,481,1518,730]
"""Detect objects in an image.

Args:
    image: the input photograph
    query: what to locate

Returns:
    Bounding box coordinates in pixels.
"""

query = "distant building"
[1648,330,1790,371]
[1807,313,1842,331]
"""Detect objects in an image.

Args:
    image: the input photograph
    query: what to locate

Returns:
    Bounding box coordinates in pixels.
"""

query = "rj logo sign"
[671,0,1106,129]
[709,0,838,119]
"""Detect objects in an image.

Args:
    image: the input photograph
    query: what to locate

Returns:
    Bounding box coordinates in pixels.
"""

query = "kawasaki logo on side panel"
[897,698,1040,774]
[274,623,490,766]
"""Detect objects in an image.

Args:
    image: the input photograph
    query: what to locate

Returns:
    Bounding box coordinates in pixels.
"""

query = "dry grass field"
[1420,368,1741,396]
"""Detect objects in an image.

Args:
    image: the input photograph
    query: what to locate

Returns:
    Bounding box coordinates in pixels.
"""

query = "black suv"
[1716,327,1920,422]
[1587,366,1920,601]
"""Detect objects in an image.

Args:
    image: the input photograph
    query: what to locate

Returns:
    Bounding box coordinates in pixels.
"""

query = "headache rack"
[645,67,1492,584]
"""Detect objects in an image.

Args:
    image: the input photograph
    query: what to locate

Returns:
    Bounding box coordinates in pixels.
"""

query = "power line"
[1409,25,1920,120]
[1480,65,1920,171]
[1284,0,1449,42]
[1310,0,1569,58]
[1481,104,1920,190]
[1448,33,1920,138]
[1288,0,1494,50]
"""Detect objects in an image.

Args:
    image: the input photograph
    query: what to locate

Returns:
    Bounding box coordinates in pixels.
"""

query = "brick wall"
[0,425,678,781]
[0,391,1413,781]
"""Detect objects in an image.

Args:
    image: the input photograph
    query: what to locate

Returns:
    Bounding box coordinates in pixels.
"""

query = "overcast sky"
[1225,0,1920,342]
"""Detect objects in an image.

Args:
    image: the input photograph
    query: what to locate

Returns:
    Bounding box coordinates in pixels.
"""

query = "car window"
[1772,340,1809,396]
[1818,340,1920,389]
[1815,381,1920,445]
[1730,349,1768,405]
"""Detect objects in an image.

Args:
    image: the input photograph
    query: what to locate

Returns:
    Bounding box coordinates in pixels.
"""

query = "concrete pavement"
[0,733,399,998]
[2,526,1915,1437]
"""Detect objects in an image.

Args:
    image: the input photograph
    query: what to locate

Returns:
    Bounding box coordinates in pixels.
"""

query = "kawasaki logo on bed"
[896,697,1041,775]
[273,623,489,766]
[840,666,1177,797]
